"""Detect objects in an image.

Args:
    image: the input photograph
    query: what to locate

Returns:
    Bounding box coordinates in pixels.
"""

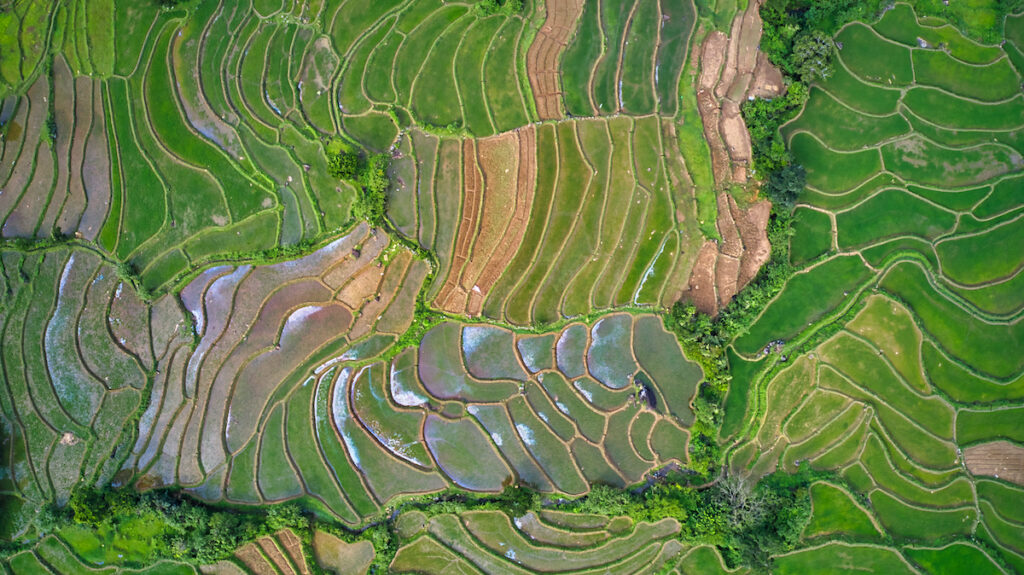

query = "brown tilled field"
[964,441,1024,485]
[527,0,585,119]
[435,127,536,316]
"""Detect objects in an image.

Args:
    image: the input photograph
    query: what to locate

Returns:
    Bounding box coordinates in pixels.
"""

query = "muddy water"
[2,121,21,141]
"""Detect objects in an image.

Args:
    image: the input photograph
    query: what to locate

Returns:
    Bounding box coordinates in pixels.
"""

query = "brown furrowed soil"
[234,543,278,575]
[435,127,536,316]
[257,536,297,575]
[277,530,310,575]
[965,441,1024,486]
[528,0,584,119]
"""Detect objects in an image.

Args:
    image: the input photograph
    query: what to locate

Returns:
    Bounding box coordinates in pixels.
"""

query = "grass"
[456,17,503,136]
[871,490,976,539]
[912,50,1021,102]
[411,15,473,129]
[789,207,832,266]
[836,24,915,87]
[785,89,909,151]
[936,217,1024,285]
[872,4,1003,65]
[561,0,602,117]
[677,61,718,238]
[903,89,1024,131]
[905,543,1004,575]
[655,0,696,116]
[957,406,1024,444]
[881,137,1021,189]
[881,262,1024,379]
[774,543,917,574]
[592,0,634,114]
[619,0,659,115]
[836,190,955,249]
[734,255,872,356]
[791,133,881,194]
[818,61,902,115]
[803,482,880,539]
[484,18,530,132]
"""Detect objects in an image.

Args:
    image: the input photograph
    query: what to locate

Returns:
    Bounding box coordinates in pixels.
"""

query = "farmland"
[1,0,1023,573]
[726,3,1024,574]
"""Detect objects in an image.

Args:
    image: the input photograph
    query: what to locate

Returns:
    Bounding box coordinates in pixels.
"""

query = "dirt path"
[527,0,585,120]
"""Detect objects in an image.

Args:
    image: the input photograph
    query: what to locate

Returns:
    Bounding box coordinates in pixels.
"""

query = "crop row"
[388,116,702,326]
[560,0,697,118]
[391,510,685,574]
[727,7,1024,572]
[0,247,185,538]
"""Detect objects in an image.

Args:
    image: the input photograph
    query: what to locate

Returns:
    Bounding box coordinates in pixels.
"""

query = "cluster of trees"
[566,469,812,568]
[328,147,390,228]
[33,487,306,565]
[474,0,523,17]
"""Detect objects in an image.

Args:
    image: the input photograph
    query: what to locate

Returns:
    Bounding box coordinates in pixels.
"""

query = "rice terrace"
[0,0,1022,572]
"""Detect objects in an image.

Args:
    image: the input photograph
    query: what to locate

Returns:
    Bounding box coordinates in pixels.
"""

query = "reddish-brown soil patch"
[435,127,536,316]
[337,260,387,309]
[734,197,772,289]
[750,51,786,99]
[257,536,297,575]
[234,543,278,575]
[277,530,310,575]
[715,193,743,258]
[350,250,411,340]
[715,254,741,306]
[527,0,584,119]
[377,258,429,335]
[965,441,1024,486]
[685,194,772,314]
[686,242,719,315]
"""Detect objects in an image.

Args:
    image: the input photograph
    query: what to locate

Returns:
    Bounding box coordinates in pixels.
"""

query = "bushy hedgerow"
[50,486,307,565]
[474,0,522,17]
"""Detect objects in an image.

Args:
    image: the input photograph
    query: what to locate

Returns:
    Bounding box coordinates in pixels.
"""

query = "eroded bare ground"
[527,0,585,120]
[696,0,785,187]
[683,194,771,314]
[964,441,1024,486]
[683,0,780,315]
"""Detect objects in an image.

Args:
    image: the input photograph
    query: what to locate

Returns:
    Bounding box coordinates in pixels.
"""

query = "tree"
[792,31,835,82]
[763,163,805,209]
[328,151,359,180]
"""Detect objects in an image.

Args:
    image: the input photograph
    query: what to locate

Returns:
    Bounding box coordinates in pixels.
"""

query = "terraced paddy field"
[726,4,1024,573]
[2,0,1023,572]
[387,116,709,324]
